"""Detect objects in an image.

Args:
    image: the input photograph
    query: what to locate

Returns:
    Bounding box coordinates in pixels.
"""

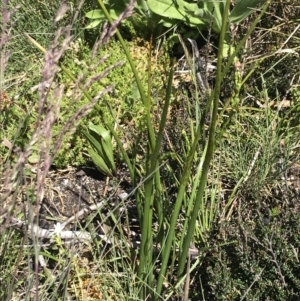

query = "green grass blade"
[177,0,231,278]
[155,121,202,297]
[96,0,156,152]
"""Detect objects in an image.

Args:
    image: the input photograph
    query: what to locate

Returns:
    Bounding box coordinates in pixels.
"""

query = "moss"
[1,37,169,167]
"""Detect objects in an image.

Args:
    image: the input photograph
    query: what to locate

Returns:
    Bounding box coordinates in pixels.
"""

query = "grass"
[1,0,300,300]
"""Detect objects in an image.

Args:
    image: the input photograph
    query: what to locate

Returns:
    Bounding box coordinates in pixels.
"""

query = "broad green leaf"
[85,8,123,29]
[211,1,226,33]
[85,19,102,29]
[88,124,110,141]
[137,0,149,11]
[86,9,105,20]
[87,148,113,176]
[84,130,106,158]
[87,124,116,175]
[88,125,114,161]
[157,16,179,28]
[130,82,141,101]
[230,0,266,24]
[136,0,150,16]
[161,20,174,28]
[194,0,226,33]
[147,0,182,20]
[147,0,205,25]
[28,153,39,164]
[96,139,115,172]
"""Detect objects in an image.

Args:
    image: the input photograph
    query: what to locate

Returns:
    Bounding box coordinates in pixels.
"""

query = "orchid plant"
[86,0,267,55]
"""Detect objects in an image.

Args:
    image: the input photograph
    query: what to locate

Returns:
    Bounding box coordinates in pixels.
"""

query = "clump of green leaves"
[85,0,154,29]
[53,38,166,167]
[1,35,166,167]
[83,123,116,176]
[86,0,268,55]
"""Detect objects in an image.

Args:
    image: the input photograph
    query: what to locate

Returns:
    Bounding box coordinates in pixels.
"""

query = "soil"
[37,165,143,245]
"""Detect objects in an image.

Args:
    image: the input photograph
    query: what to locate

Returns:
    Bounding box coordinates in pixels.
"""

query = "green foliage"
[85,0,164,38]
[199,205,300,300]
[5,0,86,81]
[0,229,24,300]
[86,0,268,55]
[2,0,300,300]
[83,123,116,176]
[1,34,166,167]
[149,0,267,32]
[53,38,165,167]
[1,0,91,165]
[83,1,284,299]
[85,1,131,29]
[94,1,270,299]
